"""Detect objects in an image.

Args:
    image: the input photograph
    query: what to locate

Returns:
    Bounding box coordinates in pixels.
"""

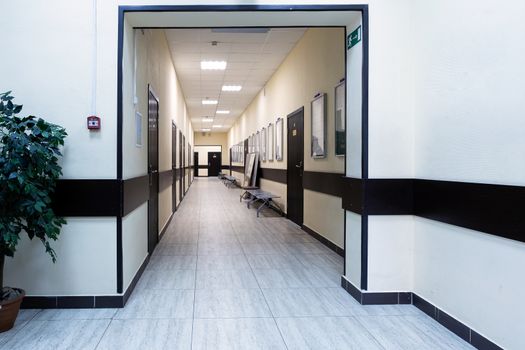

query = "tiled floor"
[0,178,473,349]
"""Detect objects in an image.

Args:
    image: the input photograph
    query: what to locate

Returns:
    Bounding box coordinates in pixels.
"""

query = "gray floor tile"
[154,244,197,256]
[192,318,287,350]
[96,319,192,350]
[1,319,110,350]
[194,289,272,318]
[276,316,383,350]
[196,269,259,289]
[197,254,251,270]
[0,309,40,346]
[33,308,116,321]
[114,289,194,319]
[356,315,474,350]
[147,255,197,270]
[247,254,303,269]
[254,267,339,288]
[136,269,195,290]
[198,242,244,255]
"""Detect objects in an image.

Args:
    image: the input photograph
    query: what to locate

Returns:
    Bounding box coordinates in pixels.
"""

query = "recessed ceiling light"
[202,100,218,105]
[202,118,213,122]
[201,128,211,132]
[212,125,222,128]
[201,61,227,70]
[222,85,242,92]
[216,110,230,114]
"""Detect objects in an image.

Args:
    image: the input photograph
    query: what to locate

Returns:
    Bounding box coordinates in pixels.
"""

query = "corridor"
[1,178,472,349]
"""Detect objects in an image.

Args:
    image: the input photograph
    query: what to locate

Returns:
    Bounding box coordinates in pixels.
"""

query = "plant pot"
[0,288,25,333]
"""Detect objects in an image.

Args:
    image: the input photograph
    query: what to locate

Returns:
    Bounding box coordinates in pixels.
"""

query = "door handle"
[295,160,303,168]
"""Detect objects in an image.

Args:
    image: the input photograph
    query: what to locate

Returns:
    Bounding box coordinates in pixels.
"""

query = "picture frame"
[267,123,274,161]
[261,127,267,161]
[335,80,346,156]
[256,131,260,154]
[275,118,283,161]
[311,93,327,158]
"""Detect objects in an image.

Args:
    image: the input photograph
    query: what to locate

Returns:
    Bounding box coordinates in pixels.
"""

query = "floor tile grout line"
[236,219,290,350]
[93,318,114,350]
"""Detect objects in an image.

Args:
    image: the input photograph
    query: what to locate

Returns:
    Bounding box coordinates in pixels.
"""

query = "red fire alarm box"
[87,116,101,130]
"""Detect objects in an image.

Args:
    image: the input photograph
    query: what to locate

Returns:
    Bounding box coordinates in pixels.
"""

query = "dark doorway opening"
[172,122,177,212]
[287,107,304,226]
[208,152,221,177]
[147,87,159,254]
[179,130,183,201]
[182,135,186,194]
[194,152,199,176]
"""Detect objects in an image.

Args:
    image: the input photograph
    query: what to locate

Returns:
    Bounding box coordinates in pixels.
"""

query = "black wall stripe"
[158,170,172,192]
[53,180,121,216]
[123,175,149,216]
[341,177,525,244]
[231,166,244,174]
[260,168,287,184]
[302,171,344,197]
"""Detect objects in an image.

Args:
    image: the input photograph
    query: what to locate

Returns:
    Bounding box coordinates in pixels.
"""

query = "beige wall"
[121,27,193,291]
[194,132,229,165]
[228,28,345,248]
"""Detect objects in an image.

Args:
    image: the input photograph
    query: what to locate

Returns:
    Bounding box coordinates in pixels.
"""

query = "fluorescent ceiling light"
[202,100,218,105]
[216,110,230,114]
[222,85,242,92]
[212,125,222,128]
[202,118,214,122]
[201,128,211,132]
[201,61,227,70]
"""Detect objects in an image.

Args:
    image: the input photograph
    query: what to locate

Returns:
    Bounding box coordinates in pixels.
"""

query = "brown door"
[286,107,304,226]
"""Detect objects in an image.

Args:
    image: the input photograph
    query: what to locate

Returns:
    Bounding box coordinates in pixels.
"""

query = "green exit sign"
[347,25,362,49]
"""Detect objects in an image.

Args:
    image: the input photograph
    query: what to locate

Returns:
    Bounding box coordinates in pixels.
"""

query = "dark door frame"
[286,106,305,226]
[207,151,222,177]
[147,85,159,255]
[172,121,177,212]
[116,4,369,294]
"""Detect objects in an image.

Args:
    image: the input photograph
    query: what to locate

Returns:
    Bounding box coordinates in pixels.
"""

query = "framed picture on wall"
[311,93,327,158]
[267,123,274,161]
[335,80,346,156]
[275,117,283,161]
[256,131,260,154]
[261,127,267,161]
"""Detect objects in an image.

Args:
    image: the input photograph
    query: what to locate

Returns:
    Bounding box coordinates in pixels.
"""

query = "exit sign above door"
[347,25,361,49]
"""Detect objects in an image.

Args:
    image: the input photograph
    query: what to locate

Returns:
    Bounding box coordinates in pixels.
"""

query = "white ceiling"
[165,28,306,132]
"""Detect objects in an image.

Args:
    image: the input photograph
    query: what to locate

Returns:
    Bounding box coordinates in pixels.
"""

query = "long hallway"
[2,178,472,349]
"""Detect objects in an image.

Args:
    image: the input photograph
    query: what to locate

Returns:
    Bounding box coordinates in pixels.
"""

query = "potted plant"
[0,91,67,332]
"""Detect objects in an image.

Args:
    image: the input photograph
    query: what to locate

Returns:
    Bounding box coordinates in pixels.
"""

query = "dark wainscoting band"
[341,177,525,244]
[53,179,121,217]
[158,170,172,192]
[340,277,502,350]
[231,166,244,174]
[123,175,149,216]
[303,171,344,197]
[221,165,230,170]
[158,211,175,242]
[197,165,208,169]
[301,224,344,257]
[260,167,287,184]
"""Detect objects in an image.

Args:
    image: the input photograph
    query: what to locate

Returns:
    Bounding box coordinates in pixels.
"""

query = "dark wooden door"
[172,122,177,212]
[287,107,304,226]
[182,135,186,194]
[179,130,183,200]
[208,152,221,177]
[147,88,159,253]
[194,152,198,176]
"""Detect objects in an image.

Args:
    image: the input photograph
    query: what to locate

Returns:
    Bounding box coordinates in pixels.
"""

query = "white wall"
[409,2,525,348]
[5,218,117,295]
[195,145,221,176]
